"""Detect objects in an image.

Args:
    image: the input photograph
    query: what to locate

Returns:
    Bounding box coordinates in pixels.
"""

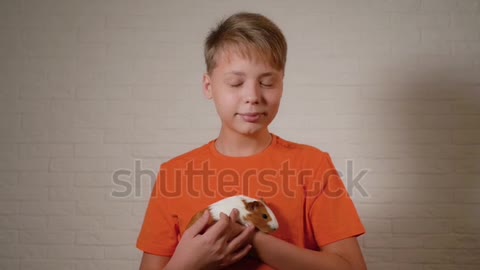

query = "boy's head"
[202,12,287,139]
[204,12,287,74]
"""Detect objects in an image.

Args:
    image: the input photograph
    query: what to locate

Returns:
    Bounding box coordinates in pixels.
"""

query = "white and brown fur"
[186,195,279,233]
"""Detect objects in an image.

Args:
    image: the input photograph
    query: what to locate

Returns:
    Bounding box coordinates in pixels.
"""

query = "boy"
[137,12,367,270]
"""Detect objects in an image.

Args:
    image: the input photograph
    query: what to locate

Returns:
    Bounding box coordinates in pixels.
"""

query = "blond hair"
[204,12,287,74]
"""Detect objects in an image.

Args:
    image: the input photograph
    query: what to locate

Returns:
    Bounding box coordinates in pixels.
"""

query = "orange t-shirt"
[136,134,365,269]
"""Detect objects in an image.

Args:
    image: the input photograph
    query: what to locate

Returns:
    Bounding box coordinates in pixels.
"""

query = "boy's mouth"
[236,112,266,123]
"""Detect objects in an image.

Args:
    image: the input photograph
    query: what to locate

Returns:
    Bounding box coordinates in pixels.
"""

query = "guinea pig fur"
[186,195,279,233]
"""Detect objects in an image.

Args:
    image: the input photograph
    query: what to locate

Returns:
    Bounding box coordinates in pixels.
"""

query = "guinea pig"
[186,195,279,234]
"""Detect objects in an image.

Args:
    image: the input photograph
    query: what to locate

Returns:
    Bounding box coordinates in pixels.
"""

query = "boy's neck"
[214,130,273,157]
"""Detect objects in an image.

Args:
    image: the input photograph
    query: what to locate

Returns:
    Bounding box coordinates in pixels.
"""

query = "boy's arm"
[139,253,170,270]
[253,232,367,270]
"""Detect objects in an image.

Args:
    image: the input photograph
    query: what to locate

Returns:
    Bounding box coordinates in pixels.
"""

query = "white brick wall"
[0,0,479,269]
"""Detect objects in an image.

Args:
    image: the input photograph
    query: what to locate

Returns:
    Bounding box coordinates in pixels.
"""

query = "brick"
[74,173,116,187]
[104,128,216,144]
[0,260,18,270]
[0,127,49,144]
[49,158,106,172]
[104,101,135,114]
[424,265,480,270]
[361,172,478,189]
[362,248,393,262]
[393,249,453,263]
[455,159,480,173]
[430,204,480,218]
[75,86,131,100]
[76,230,137,245]
[0,245,18,258]
[454,102,480,114]
[453,130,480,144]
[48,216,103,231]
[18,144,73,158]
[0,172,18,187]
[76,201,131,216]
[104,215,143,230]
[454,249,480,264]
[20,260,74,270]
[49,187,106,201]
[19,202,74,216]
[0,186,48,201]
[18,172,73,187]
[453,41,480,56]
[391,189,454,203]
[452,13,480,28]
[0,231,16,243]
[50,100,105,114]
[135,115,193,130]
[331,144,480,159]
[0,202,17,215]
[74,144,131,158]
[48,128,103,144]
[132,143,199,159]
[422,0,458,11]
[19,82,74,99]
[454,218,480,233]
[0,158,50,172]
[105,246,140,260]
[363,219,392,233]
[393,219,451,234]
[47,246,103,259]
[422,27,480,42]
[132,201,149,217]
[357,204,457,219]
[19,231,74,244]
[370,0,421,11]
[423,234,480,249]
[73,112,134,129]
[74,261,136,270]
[0,216,47,230]
[454,189,480,203]
[354,188,393,203]
[456,0,480,11]
[353,158,454,174]
[0,100,49,113]
[364,234,423,248]
[392,13,450,28]
[0,113,20,130]
[21,112,73,130]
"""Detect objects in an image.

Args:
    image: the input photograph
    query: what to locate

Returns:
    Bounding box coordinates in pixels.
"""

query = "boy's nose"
[243,83,260,104]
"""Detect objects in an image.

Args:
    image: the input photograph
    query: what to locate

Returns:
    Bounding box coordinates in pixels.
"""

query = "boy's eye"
[260,82,273,87]
[229,82,243,87]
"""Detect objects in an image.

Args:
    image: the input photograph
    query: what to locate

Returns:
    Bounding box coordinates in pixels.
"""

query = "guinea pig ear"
[246,201,261,212]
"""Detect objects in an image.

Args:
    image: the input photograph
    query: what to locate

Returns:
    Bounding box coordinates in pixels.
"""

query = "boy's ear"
[202,73,213,99]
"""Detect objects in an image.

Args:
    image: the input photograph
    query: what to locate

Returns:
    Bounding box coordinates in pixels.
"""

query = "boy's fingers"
[229,208,239,221]
[227,244,252,266]
[226,224,255,253]
[184,210,210,237]
[204,212,230,239]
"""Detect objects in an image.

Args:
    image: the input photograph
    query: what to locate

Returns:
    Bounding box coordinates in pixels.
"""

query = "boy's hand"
[167,208,255,270]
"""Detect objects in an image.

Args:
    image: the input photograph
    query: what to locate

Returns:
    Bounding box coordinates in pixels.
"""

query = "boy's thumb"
[187,210,210,236]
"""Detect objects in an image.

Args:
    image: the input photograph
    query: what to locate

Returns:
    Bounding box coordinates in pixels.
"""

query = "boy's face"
[203,50,284,137]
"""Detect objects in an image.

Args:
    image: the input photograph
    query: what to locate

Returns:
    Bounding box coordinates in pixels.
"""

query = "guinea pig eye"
[262,214,268,220]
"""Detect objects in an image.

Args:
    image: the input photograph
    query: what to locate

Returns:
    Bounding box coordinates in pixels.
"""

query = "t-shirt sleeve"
[136,164,179,256]
[309,152,366,247]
